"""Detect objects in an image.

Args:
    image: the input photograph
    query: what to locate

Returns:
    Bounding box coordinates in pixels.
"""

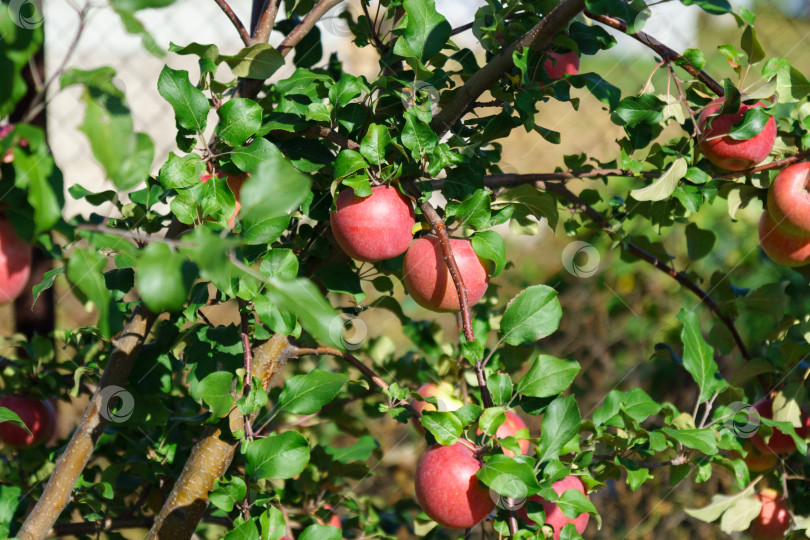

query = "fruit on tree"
[0,395,56,448]
[750,397,810,455]
[733,442,779,473]
[748,489,790,540]
[477,410,530,457]
[544,51,579,79]
[757,211,810,267]
[200,173,247,229]
[330,185,415,262]
[318,504,341,529]
[517,475,590,539]
[415,442,495,529]
[0,124,15,163]
[402,236,489,312]
[766,161,810,237]
[411,382,464,433]
[0,219,32,303]
[697,98,776,171]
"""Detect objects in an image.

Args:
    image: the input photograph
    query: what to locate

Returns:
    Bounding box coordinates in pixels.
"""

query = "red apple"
[477,411,530,458]
[317,503,341,529]
[402,236,489,312]
[0,395,56,448]
[411,382,464,433]
[415,442,495,529]
[697,98,776,171]
[750,397,810,455]
[730,442,779,473]
[330,185,415,262]
[767,161,810,237]
[748,489,790,540]
[544,51,579,79]
[200,173,246,229]
[517,475,590,540]
[757,211,810,267]
[0,219,32,303]
[0,124,14,163]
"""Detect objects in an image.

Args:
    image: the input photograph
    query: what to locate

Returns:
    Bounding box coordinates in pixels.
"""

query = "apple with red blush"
[410,382,464,433]
[414,441,495,529]
[403,236,489,312]
[697,98,776,171]
[750,396,810,456]
[757,211,810,267]
[477,410,530,457]
[767,161,810,237]
[517,475,590,540]
[748,488,790,540]
[544,51,579,79]
[330,185,415,262]
[0,219,32,303]
[0,395,56,448]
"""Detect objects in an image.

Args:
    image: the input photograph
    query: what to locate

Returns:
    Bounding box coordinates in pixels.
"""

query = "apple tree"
[1,0,810,538]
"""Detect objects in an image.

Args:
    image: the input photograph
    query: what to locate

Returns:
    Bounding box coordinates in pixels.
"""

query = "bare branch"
[277,0,344,57]
[252,0,280,43]
[584,9,724,96]
[214,0,254,46]
[431,0,586,137]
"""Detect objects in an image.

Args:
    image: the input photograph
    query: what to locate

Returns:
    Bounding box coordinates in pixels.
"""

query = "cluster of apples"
[409,383,590,536]
[728,396,810,539]
[330,186,490,312]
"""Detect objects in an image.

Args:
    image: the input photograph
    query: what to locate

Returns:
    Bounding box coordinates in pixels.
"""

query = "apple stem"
[583,9,725,97]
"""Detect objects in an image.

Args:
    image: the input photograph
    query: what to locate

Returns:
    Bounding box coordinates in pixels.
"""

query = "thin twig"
[360,0,385,51]
[717,149,810,179]
[402,180,475,342]
[292,346,423,422]
[583,9,724,96]
[214,0,254,46]
[277,0,345,57]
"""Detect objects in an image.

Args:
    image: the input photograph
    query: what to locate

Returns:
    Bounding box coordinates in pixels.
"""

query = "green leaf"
[682,48,706,71]
[223,518,259,540]
[324,435,379,463]
[238,155,312,222]
[516,355,581,398]
[740,25,765,65]
[536,395,581,463]
[360,124,391,165]
[728,106,771,141]
[315,262,365,302]
[342,176,373,198]
[493,184,559,230]
[677,309,728,402]
[278,369,349,414]
[421,410,463,445]
[157,65,209,132]
[455,190,491,230]
[471,231,506,277]
[328,73,369,108]
[333,150,369,181]
[630,157,687,202]
[619,388,662,423]
[197,371,235,417]
[685,484,757,523]
[401,109,438,158]
[487,373,513,407]
[222,43,284,79]
[558,488,597,519]
[12,151,64,235]
[159,152,205,189]
[231,138,283,173]
[31,267,65,307]
[685,223,715,261]
[477,454,540,498]
[299,525,341,540]
[66,249,120,338]
[661,427,718,455]
[0,408,29,434]
[392,0,451,62]
[500,285,563,346]
[245,431,310,480]
[136,243,196,313]
[217,98,263,147]
[479,407,506,436]
[79,88,154,191]
[612,94,665,126]
[264,278,339,348]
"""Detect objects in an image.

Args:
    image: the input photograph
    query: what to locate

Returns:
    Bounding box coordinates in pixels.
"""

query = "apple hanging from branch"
[0,395,56,448]
[0,219,32,304]
[748,489,790,540]
[697,98,776,171]
[517,475,590,540]
[544,51,580,79]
